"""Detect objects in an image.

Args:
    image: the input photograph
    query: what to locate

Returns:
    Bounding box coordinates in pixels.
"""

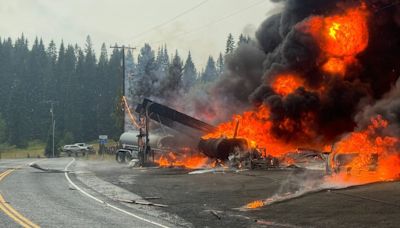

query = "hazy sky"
[0,0,277,67]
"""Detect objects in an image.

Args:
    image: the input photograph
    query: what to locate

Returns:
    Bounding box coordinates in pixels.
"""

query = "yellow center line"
[0,168,41,228]
[0,169,13,181]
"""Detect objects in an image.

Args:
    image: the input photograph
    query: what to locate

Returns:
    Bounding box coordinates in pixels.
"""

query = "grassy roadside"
[0,139,119,161]
[0,141,45,159]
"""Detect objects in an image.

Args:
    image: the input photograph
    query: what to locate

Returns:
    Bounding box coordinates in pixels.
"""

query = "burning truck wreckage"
[116,0,399,210]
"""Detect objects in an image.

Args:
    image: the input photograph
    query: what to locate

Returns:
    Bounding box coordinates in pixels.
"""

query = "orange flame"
[203,105,320,157]
[272,74,305,96]
[245,200,264,209]
[122,96,140,128]
[329,115,400,184]
[156,151,210,169]
[300,4,369,75]
[322,57,354,76]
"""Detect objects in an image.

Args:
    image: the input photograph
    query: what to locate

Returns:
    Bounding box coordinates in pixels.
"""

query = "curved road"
[0,158,172,228]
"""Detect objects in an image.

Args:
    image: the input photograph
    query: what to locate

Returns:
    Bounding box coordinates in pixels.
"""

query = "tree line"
[128,33,250,106]
[0,33,249,156]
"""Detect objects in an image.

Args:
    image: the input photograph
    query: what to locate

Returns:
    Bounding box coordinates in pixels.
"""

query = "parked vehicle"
[74,143,94,153]
[62,144,89,157]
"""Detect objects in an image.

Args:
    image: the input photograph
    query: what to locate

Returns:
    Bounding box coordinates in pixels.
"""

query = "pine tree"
[163,50,183,94]
[8,35,30,147]
[81,35,98,140]
[47,40,57,66]
[126,49,135,77]
[0,114,6,143]
[132,44,156,102]
[182,51,197,92]
[155,45,170,77]
[62,44,78,140]
[237,34,250,46]
[225,33,235,54]
[96,43,113,135]
[202,56,218,82]
[216,53,224,76]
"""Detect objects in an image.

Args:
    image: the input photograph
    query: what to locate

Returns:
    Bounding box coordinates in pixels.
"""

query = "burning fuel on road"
[122,0,399,211]
[192,0,399,209]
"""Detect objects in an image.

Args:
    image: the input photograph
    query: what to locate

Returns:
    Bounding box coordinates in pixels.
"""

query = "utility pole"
[43,100,58,158]
[110,45,136,133]
[50,102,55,158]
[109,45,136,97]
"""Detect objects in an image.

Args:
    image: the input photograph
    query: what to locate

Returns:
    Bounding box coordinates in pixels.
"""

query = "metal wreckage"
[115,98,338,172]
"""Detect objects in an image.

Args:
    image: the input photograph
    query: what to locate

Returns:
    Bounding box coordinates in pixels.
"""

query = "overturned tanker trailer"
[198,138,248,160]
[117,98,253,165]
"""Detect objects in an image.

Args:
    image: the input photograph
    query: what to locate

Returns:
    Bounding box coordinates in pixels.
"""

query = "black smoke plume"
[202,0,400,144]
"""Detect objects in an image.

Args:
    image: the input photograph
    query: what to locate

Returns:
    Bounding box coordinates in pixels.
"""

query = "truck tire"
[67,151,72,157]
[125,152,133,161]
[116,151,126,163]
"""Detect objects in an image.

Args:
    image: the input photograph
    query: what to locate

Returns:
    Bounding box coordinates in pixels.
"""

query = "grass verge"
[0,141,45,159]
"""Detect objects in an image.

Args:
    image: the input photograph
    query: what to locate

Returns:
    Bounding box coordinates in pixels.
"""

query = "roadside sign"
[99,135,108,140]
[99,135,108,145]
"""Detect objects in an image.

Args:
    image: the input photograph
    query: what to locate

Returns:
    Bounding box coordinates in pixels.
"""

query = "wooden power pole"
[109,45,136,97]
[110,45,136,132]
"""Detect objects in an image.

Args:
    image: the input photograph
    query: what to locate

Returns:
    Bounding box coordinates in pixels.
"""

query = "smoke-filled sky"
[0,0,277,67]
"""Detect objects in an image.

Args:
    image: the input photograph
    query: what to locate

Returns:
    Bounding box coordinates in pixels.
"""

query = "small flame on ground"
[156,151,210,169]
[245,200,264,209]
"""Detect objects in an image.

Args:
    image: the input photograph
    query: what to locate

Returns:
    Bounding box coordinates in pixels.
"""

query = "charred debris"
[115,98,327,171]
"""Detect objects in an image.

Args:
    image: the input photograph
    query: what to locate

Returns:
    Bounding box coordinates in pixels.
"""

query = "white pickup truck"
[62,143,93,157]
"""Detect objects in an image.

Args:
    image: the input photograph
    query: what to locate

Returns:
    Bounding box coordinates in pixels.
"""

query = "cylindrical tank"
[198,138,248,160]
[119,131,176,149]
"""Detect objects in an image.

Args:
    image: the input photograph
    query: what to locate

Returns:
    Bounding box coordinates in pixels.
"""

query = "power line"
[127,0,209,41]
[147,0,267,46]
[375,1,400,13]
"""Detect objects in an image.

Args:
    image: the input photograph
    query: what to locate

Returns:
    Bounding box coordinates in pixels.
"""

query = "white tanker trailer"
[116,131,176,163]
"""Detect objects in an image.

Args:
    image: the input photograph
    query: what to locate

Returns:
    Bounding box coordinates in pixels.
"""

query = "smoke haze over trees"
[0,33,247,152]
[0,35,125,151]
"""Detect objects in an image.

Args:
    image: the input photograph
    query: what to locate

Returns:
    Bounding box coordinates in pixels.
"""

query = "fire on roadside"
[154,3,400,200]
[203,3,399,187]
[155,150,211,169]
[328,115,400,184]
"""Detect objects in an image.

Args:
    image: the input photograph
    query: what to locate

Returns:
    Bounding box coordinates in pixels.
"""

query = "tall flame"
[203,105,321,157]
[329,115,400,184]
[300,4,369,76]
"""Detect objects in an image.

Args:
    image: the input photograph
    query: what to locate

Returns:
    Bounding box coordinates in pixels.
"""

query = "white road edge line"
[64,158,170,228]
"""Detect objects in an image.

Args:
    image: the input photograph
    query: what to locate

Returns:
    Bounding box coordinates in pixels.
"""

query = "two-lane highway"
[0,158,173,228]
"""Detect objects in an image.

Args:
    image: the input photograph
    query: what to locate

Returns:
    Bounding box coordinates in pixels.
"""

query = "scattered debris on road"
[209,210,222,220]
[143,196,161,200]
[29,163,68,173]
[117,198,168,208]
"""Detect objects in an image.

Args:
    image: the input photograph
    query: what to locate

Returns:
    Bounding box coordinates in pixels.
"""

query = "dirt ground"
[87,161,400,228]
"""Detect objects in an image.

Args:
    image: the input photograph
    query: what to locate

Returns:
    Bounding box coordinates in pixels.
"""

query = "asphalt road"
[0,158,173,228]
[88,161,400,228]
[1,158,399,228]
